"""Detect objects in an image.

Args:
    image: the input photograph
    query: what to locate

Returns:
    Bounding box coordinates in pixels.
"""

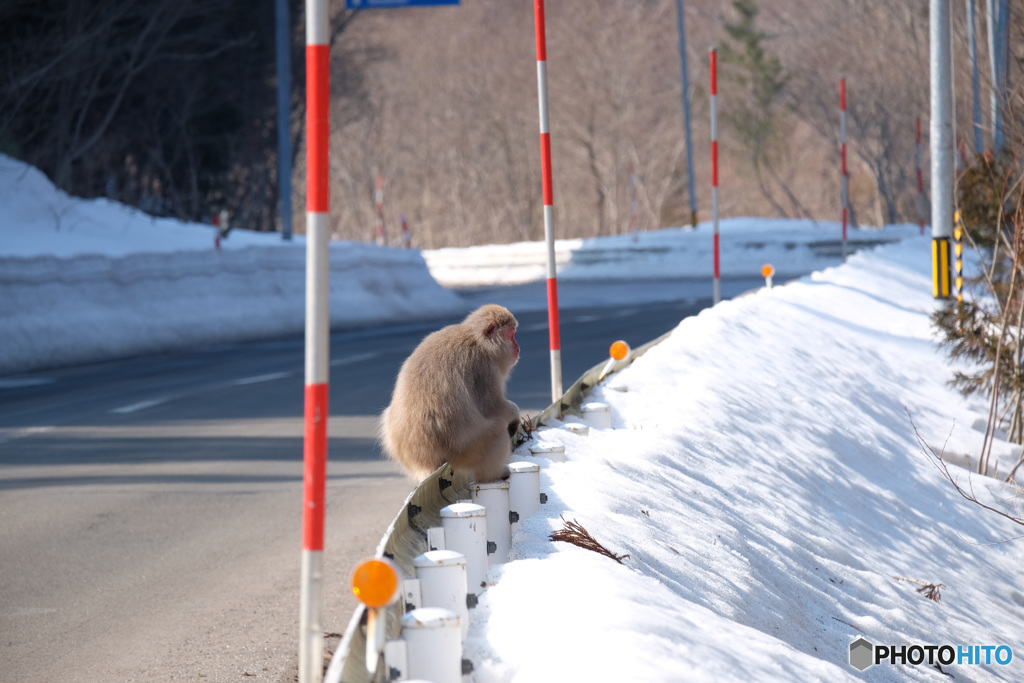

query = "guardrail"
[326,328,673,682]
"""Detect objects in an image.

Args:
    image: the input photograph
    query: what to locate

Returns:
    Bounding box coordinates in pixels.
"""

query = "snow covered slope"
[464,238,1023,682]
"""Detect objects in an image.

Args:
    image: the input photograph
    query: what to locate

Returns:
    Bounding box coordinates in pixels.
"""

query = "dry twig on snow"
[892,575,946,603]
[550,517,629,564]
[512,415,535,450]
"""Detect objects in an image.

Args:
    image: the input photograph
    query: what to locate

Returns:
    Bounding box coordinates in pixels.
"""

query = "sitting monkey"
[381,304,521,483]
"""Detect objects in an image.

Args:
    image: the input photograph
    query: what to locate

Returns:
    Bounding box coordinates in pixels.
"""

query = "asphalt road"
[0,277,767,682]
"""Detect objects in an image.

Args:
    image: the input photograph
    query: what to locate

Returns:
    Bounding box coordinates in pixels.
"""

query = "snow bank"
[0,154,465,373]
[465,238,1023,682]
[423,220,923,287]
[0,245,467,373]
[0,154,282,258]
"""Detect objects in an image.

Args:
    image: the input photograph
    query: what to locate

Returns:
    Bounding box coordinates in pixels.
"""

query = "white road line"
[329,352,380,367]
[0,426,55,445]
[0,378,55,389]
[231,371,292,386]
[110,398,169,414]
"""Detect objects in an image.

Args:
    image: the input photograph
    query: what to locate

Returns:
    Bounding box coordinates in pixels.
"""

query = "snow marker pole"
[710,47,720,305]
[533,0,562,402]
[916,117,926,235]
[840,77,848,259]
[628,163,639,242]
[301,0,330,681]
[375,175,386,246]
[954,210,964,302]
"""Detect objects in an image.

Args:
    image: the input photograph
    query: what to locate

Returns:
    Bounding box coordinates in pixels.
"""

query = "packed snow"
[423,218,915,287]
[460,237,1024,682]
[0,154,465,374]
[3,153,1021,681]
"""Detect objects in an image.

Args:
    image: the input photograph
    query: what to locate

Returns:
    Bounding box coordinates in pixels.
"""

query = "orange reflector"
[761,264,775,278]
[352,558,399,608]
[609,340,630,361]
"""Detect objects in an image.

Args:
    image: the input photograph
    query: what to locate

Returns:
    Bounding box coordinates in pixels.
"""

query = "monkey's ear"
[484,323,498,338]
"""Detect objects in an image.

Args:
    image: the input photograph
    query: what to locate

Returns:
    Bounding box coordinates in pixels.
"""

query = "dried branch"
[550,517,629,564]
[907,408,1024,542]
[511,415,535,450]
[831,616,864,633]
[1007,448,1024,483]
[892,575,945,603]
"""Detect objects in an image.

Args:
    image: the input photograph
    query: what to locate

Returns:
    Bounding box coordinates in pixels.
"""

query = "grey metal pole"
[674,0,698,228]
[931,0,953,299]
[276,0,294,240]
[994,0,1009,150]
[985,0,1005,152]
[967,0,983,153]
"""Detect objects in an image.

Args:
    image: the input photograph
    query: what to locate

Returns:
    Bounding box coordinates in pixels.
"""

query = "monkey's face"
[506,326,520,362]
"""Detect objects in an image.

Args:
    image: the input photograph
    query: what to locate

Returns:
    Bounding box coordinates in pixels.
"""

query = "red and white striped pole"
[374,175,386,246]
[533,0,562,402]
[300,0,329,681]
[628,163,639,242]
[401,214,411,249]
[840,77,848,259]
[916,117,926,235]
[709,47,720,305]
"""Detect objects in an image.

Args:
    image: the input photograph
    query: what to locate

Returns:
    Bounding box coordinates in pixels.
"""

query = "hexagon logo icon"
[849,637,874,671]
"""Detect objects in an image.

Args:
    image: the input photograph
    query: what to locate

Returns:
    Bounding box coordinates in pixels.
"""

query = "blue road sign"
[346,0,458,7]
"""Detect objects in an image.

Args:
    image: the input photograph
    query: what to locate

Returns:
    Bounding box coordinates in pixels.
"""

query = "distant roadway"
[0,275,776,682]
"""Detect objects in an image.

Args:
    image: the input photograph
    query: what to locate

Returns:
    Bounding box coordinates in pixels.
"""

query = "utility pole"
[674,0,698,227]
[840,78,848,259]
[986,0,1009,152]
[275,0,293,240]
[930,0,953,299]
[966,0,983,153]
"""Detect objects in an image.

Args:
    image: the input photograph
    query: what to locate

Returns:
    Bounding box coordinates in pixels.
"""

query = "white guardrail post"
[412,550,470,640]
[581,401,612,429]
[507,461,542,536]
[439,502,489,598]
[471,480,512,566]
[400,607,462,683]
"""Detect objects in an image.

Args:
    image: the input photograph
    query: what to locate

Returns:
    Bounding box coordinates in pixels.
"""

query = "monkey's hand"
[504,399,521,424]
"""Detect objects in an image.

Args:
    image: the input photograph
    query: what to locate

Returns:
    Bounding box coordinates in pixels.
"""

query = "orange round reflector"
[351,558,399,608]
[761,264,775,278]
[609,340,630,361]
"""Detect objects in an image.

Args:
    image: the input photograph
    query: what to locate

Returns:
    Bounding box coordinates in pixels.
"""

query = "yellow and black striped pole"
[932,236,951,299]
[953,210,964,302]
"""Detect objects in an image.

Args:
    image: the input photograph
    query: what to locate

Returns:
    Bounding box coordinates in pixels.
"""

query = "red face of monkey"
[506,326,520,360]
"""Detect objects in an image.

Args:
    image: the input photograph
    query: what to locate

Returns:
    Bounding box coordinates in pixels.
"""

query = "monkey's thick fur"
[381,304,521,483]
